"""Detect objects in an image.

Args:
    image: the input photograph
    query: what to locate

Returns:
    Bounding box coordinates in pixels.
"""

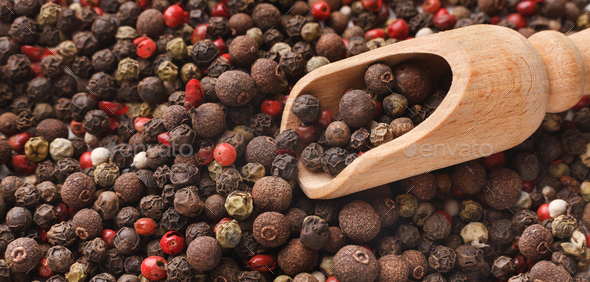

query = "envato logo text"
[403,141,493,158]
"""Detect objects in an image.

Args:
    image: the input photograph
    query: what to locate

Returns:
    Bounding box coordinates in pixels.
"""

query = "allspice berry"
[402,250,428,280]
[484,168,522,210]
[72,208,103,240]
[61,172,96,209]
[114,173,146,202]
[35,118,69,143]
[278,239,319,276]
[246,136,277,171]
[315,33,346,62]
[339,200,380,243]
[136,9,165,38]
[253,211,290,248]
[0,136,10,165]
[452,160,486,195]
[333,245,379,282]
[392,63,432,105]
[528,260,573,282]
[252,176,292,212]
[5,238,42,272]
[324,226,347,253]
[339,90,374,127]
[399,173,437,201]
[187,236,222,272]
[325,121,351,147]
[365,63,395,96]
[518,224,554,260]
[251,59,284,94]
[377,255,409,282]
[216,70,257,107]
[192,103,227,138]
[229,35,259,67]
[251,3,280,31]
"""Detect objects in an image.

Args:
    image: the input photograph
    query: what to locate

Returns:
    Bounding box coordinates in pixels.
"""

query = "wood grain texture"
[570,30,590,95]
[280,25,589,199]
[529,30,586,113]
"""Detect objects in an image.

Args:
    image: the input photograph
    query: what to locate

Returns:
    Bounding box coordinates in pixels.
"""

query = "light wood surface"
[280,25,590,199]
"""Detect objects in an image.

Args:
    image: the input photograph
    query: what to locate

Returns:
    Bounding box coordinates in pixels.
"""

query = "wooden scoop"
[280,25,590,199]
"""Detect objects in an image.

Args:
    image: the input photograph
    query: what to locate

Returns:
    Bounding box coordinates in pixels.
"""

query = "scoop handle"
[528,28,590,113]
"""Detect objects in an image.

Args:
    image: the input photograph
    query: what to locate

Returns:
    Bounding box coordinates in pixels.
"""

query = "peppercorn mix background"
[0,0,588,280]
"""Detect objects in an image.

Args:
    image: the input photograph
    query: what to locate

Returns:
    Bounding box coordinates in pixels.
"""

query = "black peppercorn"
[271,154,299,181]
[88,72,117,100]
[9,16,37,44]
[291,95,321,123]
[6,206,32,232]
[47,221,76,246]
[167,256,198,281]
[113,227,140,255]
[72,208,103,240]
[83,109,111,136]
[322,147,348,176]
[160,207,188,231]
[280,52,306,78]
[138,76,165,104]
[250,112,277,136]
[299,215,329,251]
[4,54,31,82]
[191,39,219,67]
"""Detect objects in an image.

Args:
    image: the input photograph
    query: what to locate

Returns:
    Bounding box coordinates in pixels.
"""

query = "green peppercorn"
[208,160,224,180]
[234,126,254,143]
[216,219,242,248]
[56,40,78,64]
[116,26,139,41]
[274,275,293,282]
[94,163,120,187]
[383,94,408,118]
[552,215,578,238]
[39,2,61,25]
[246,27,264,46]
[180,63,201,83]
[367,38,386,50]
[412,202,435,226]
[370,123,394,146]
[549,162,571,178]
[157,61,178,82]
[306,56,330,73]
[578,14,590,29]
[117,58,140,81]
[542,113,562,132]
[25,136,49,162]
[581,180,590,202]
[33,103,56,120]
[460,222,489,247]
[225,191,253,220]
[139,102,156,117]
[166,38,187,61]
[396,194,418,218]
[301,23,321,43]
[270,42,291,57]
[241,163,266,183]
[351,1,364,15]
[459,200,483,222]
[65,262,87,282]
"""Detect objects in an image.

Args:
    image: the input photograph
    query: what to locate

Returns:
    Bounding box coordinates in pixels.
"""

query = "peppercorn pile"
[0,0,588,279]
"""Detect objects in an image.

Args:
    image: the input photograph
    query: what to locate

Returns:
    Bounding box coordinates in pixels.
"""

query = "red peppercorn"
[260,99,283,119]
[36,226,47,243]
[21,45,46,62]
[69,207,78,216]
[374,101,383,120]
[506,13,526,29]
[422,0,441,14]
[12,155,37,175]
[327,277,339,282]
[80,0,99,7]
[160,231,185,255]
[490,16,502,25]
[191,24,209,44]
[513,255,527,273]
[295,123,322,143]
[517,0,536,16]
[214,143,237,166]
[435,7,449,17]
[141,256,168,281]
[377,4,389,22]
[31,62,43,77]
[158,132,171,148]
[221,53,232,65]
[213,37,227,54]
[247,255,277,272]
[526,259,537,269]
[436,210,452,224]
[387,19,409,40]
[163,4,185,28]
[434,13,456,30]
[364,28,386,41]
[134,117,151,133]
[277,149,296,157]
[522,180,534,193]
[99,101,129,117]
[311,1,331,21]
[214,217,232,233]
[361,0,382,11]
[316,110,333,130]
[211,3,230,18]
[573,96,590,111]
[136,0,149,8]
[102,229,117,249]
[39,258,57,278]
[185,79,205,110]
[562,120,577,132]
[8,132,31,152]
[537,203,551,221]
[481,151,505,170]
[135,218,158,236]
[196,139,215,165]
[452,186,468,199]
[55,203,70,222]
[137,38,156,58]
[70,120,86,136]
[107,117,119,135]
[79,151,93,170]
[94,7,104,16]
